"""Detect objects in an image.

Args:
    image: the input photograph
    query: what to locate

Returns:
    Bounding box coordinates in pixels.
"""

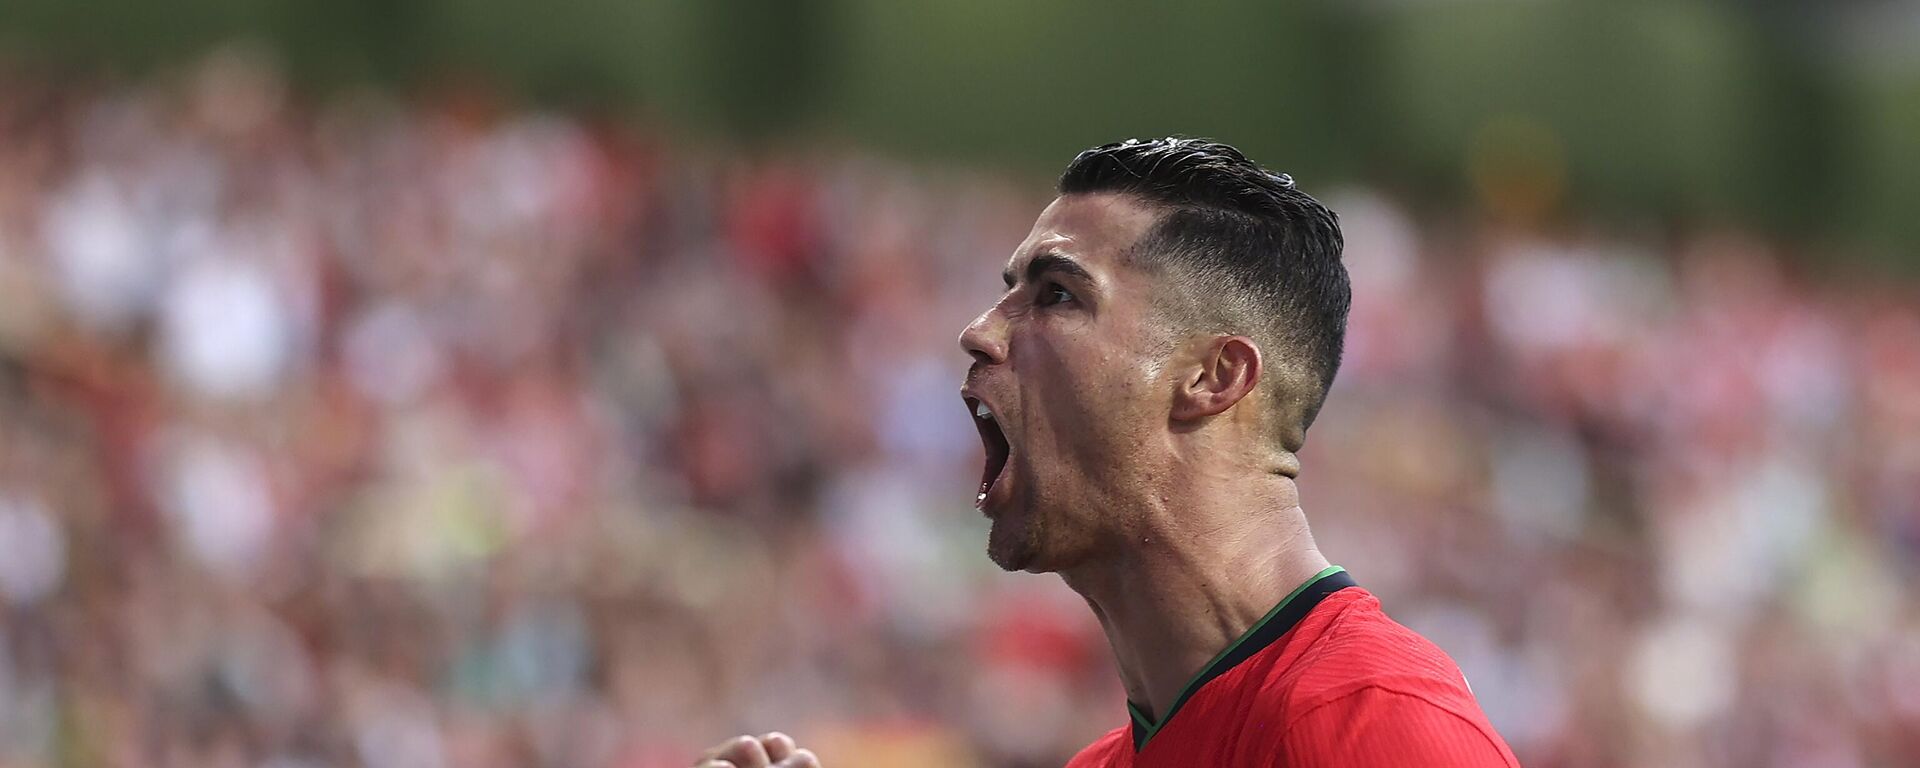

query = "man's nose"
[959,306,1007,366]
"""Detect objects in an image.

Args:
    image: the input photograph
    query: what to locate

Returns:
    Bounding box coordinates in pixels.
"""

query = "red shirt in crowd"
[1066,567,1520,767]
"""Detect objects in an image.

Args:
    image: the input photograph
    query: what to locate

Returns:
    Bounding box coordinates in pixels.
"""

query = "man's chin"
[985,514,1048,573]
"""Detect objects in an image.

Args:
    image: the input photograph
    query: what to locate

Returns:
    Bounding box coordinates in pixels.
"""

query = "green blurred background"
[4,0,1917,267]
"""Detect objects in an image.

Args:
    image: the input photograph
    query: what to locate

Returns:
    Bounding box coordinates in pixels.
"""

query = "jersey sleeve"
[1277,685,1519,768]
[1064,725,1131,768]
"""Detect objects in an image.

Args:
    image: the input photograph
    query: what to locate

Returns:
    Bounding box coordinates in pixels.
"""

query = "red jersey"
[1067,567,1519,767]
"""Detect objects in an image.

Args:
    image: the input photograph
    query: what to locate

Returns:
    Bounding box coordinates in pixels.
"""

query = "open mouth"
[967,398,1011,509]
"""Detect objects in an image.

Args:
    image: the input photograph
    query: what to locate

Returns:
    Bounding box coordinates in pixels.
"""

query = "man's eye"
[1038,284,1075,306]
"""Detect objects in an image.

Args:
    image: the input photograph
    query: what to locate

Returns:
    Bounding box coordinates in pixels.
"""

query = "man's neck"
[1060,475,1329,724]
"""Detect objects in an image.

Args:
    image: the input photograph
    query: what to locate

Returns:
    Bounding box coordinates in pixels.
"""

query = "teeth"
[974,401,992,420]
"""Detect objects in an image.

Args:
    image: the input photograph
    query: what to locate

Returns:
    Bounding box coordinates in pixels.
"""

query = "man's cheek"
[1053,311,1098,335]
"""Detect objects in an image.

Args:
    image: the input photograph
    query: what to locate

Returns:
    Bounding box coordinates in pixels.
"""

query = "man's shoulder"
[1276,587,1482,715]
[1063,725,1131,768]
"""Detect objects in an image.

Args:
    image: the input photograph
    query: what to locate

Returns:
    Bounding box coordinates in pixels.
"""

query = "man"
[695,138,1519,767]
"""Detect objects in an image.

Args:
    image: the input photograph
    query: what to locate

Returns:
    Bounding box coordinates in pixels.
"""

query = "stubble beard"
[986,483,1095,574]
[985,506,1043,572]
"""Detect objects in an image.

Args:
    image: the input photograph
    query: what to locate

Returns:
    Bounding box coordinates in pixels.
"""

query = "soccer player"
[695,138,1520,767]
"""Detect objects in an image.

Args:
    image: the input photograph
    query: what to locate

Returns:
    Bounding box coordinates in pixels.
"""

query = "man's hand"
[693,731,820,768]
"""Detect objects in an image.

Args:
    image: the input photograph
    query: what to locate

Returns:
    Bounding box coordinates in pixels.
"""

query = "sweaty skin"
[959,192,1331,722]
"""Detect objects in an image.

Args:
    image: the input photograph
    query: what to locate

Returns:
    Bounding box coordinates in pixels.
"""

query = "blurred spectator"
[1,51,1918,768]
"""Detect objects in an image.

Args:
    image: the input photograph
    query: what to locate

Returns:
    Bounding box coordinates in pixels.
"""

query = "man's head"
[959,137,1349,573]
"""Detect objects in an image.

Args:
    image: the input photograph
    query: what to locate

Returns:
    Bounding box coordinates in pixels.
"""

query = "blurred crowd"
[1,52,1918,768]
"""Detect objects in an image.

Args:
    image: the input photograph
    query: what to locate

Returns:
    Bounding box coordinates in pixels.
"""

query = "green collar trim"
[1127,565,1353,752]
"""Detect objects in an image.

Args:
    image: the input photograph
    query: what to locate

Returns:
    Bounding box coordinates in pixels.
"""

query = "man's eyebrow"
[1002,252,1095,288]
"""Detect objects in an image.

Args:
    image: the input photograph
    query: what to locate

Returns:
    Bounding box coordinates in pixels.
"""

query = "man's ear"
[1171,335,1262,422]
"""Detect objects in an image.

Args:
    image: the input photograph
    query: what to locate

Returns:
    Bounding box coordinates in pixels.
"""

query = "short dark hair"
[1058,137,1349,448]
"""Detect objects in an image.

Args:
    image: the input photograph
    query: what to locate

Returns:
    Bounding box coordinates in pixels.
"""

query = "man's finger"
[775,748,820,768]
[698,736,737,761]
[759,732,795,761]
[716,735,773,768]
[694,762,736,768]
